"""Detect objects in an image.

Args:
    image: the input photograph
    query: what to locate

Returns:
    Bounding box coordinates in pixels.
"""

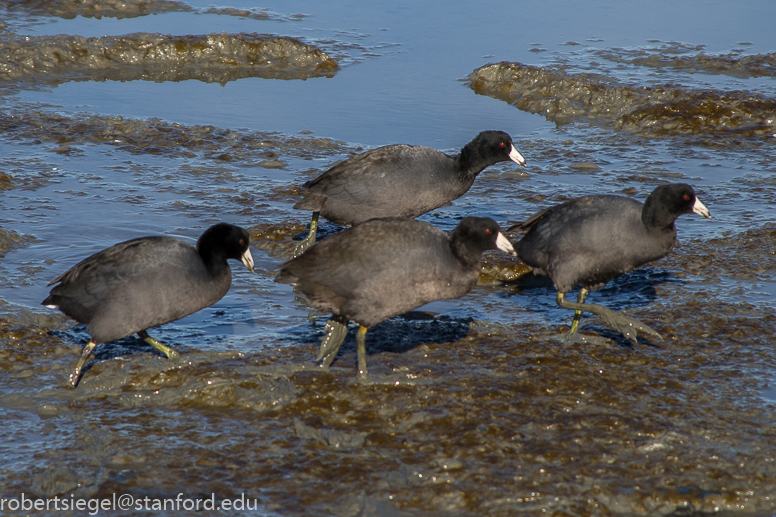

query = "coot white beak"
[241,248,255,273]
[509,144,527,167]
[693,198,711,219]
[496,232,517,256]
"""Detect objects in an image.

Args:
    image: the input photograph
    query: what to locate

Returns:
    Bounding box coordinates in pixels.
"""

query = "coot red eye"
[499,142,506,148]
[484,228,492,235]
[239,239,246,246]
[683,194,691,201]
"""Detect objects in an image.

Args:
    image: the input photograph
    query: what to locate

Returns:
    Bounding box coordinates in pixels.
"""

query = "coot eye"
[499,142,506,148]
[683,194,691,202]
[484,228,492,235]
[239,239,246,246]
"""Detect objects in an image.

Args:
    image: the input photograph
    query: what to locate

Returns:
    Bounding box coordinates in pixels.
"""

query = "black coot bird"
[42,223,255,387]
[511,183,711,344]
[276,216,516,379]
[291,130,526,257]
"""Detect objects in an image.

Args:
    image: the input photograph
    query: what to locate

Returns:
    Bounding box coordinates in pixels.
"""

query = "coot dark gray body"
[292,131,526,256]
[512,183,711,343]
[43,223,254,387]
[276,216,516,378]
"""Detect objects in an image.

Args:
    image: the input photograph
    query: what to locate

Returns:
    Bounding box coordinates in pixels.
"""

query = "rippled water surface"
[1,1,776,516]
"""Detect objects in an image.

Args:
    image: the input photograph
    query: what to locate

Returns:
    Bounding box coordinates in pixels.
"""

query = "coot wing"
[278,219,455,320]
[45,237,196,319]
[304,145,454,203]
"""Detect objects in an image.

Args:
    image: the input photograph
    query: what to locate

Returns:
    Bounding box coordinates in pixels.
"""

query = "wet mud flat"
[1,112,776,515]
[2,229,776,516]
[2,3,776,516]
[1,111,776,516]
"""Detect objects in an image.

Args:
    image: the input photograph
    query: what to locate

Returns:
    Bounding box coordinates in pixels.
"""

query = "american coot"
[42,223,255,387]
[276,216,516,379]
[511,183,711,344]
[291,130,526,257]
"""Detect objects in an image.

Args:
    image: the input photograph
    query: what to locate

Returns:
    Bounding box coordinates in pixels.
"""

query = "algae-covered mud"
[592,44,776,79]
[0,32,337,88]
[0,0,307,22]
[2,0,776,516]
[0,0,191,20]
[468,61,776,138]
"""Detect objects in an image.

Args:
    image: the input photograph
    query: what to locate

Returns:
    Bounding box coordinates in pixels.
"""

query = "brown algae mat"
[2,228,776,516]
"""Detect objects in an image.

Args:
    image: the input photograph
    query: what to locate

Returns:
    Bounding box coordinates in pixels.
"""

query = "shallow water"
[1,1,776,516]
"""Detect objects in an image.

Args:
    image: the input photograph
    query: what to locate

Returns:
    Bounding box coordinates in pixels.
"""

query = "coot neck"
[196,244,231,278]
[454,142,491,181]
[449,234,483,270]
[641,195,678,234]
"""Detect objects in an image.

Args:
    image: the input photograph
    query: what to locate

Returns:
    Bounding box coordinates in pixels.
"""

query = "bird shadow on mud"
[280,311,474,369]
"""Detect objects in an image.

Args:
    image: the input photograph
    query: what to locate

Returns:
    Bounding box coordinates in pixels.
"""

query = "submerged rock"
[0,32,338,86]
[468,61,776,138]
